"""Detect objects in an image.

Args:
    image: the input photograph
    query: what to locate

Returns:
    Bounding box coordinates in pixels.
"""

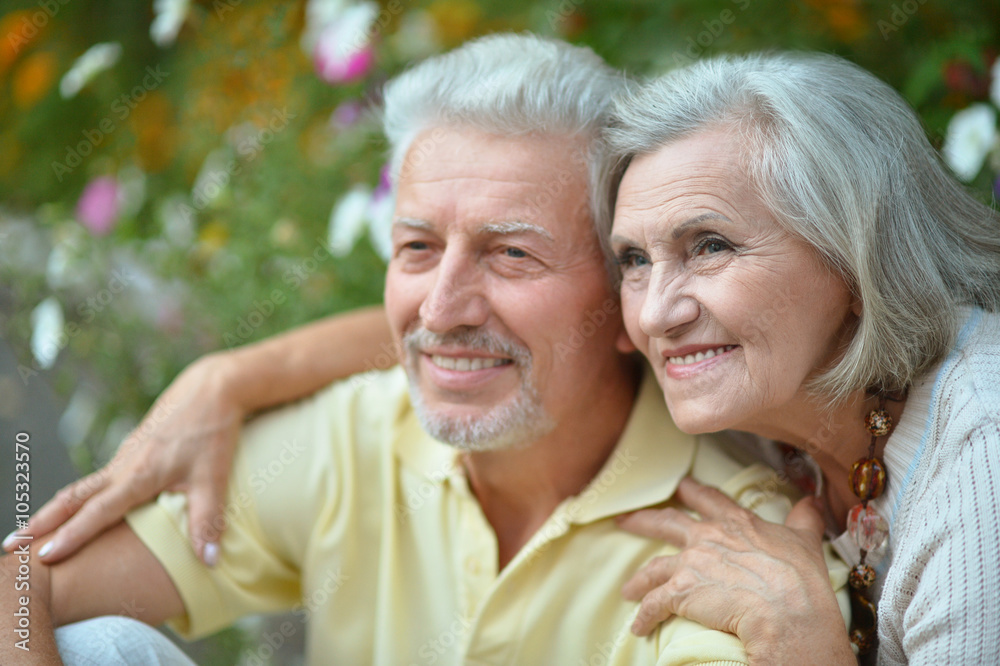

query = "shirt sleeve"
[124,381,354,639]
[896,422,1000,664]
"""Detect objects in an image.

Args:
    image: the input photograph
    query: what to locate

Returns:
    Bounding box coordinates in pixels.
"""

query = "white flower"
[942,103,998,182]
[313,2,379,84]
[45,226,90,291]
[191,150,232,208]
[150,0,191,47]
[327,185,373,256]
[59,42,122,99]
[991,57,1000,109]
[117,165,147,218]
[31,296,64,370]
[58,388,99,448]
[367,188,394,261]
[158,195,196,246]
[301,0,350,54]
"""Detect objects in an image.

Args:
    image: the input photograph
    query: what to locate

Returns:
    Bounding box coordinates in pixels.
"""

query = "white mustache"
[403,327,531,365]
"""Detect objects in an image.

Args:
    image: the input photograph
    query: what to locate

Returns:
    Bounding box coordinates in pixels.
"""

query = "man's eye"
[504,247,528,259]
[404,241,429,251]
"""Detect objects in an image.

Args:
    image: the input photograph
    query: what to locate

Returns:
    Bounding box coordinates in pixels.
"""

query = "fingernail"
[2,530,18,550]
[38,541,54,558]
[202,542,219,568]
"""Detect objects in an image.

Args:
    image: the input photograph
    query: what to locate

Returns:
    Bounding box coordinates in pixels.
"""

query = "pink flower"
[312,3,379,84]
[373,163,392,199]
[75,176,121,236]
[331,99,365,128]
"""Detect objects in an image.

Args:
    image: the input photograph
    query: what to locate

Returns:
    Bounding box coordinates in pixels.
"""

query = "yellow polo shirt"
[126,367,848,665]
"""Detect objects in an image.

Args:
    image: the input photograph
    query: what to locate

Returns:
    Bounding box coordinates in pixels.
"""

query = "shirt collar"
[561,366,695,524]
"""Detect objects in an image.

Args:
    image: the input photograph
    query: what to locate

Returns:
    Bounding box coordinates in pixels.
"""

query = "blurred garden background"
[1,0,999,663]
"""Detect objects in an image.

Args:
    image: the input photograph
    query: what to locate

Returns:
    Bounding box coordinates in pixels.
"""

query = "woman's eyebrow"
[671,212,732,240]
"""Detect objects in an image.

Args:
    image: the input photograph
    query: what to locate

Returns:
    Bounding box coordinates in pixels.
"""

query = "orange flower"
[825,5,868,42]
[12,50,56,108]
[0,11,43,75]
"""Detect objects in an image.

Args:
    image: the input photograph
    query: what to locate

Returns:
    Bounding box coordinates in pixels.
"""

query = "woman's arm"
[3,306,393,566]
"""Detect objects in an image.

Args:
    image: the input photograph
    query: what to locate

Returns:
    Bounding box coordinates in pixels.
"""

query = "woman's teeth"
[430,355,510,371]
[667,345,736,366]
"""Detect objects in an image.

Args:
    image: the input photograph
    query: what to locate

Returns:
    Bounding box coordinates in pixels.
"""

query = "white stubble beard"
[402,327,556,452]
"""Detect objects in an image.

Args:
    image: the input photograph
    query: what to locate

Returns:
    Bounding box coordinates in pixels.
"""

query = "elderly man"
[1,34,842,665]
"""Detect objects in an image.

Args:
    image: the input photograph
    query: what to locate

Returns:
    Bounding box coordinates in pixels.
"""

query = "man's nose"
[418,249,489,333]
[638,264,699,339]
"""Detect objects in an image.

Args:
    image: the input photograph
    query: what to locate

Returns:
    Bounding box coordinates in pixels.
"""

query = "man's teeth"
[667,345,736,366]
[430,355,510,371]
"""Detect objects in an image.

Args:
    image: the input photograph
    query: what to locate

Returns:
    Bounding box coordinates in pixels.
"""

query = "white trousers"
[55,616,197,666]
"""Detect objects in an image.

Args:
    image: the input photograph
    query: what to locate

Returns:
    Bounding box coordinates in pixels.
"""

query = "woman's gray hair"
[606,52,1000,400]
[382,33,625,272]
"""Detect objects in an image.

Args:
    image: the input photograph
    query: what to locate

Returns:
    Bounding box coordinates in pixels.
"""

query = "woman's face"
[611,130,857,435]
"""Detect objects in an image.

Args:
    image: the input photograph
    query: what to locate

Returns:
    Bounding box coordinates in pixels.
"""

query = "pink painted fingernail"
[38,541,55,558]
[202,542,219,568]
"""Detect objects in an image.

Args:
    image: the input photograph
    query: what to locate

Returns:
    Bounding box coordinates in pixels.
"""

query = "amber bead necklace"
[845,394,895,656]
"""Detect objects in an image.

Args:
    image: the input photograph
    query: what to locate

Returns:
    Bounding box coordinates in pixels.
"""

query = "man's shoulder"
[247,366,412,433]
[692,431,796,524]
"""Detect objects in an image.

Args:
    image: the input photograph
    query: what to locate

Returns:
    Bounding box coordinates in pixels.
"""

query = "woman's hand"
[3,352,243,567]
[617,477,854,665]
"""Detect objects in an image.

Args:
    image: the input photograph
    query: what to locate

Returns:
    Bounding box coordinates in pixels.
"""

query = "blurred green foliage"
[0,0,998,472]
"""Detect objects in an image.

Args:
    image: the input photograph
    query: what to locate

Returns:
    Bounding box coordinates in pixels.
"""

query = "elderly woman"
[606,52,1000,663]
[12,51,1000,663]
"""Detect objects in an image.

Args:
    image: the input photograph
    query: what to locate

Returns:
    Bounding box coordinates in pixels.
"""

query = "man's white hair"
[382,33,626,272]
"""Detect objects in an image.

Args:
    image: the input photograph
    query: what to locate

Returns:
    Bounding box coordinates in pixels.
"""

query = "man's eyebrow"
[393,218,434,231]
[671,212,732,240]
[479,221,554,240]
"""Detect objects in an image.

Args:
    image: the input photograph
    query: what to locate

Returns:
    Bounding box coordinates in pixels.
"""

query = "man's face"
[384,126,625,450]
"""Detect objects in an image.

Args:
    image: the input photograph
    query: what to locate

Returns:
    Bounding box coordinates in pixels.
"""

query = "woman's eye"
[616,249,649,269]
[694,237,731,256]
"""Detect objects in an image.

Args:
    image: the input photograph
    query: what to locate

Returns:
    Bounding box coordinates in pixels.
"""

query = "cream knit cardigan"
[832,308,1000,664]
